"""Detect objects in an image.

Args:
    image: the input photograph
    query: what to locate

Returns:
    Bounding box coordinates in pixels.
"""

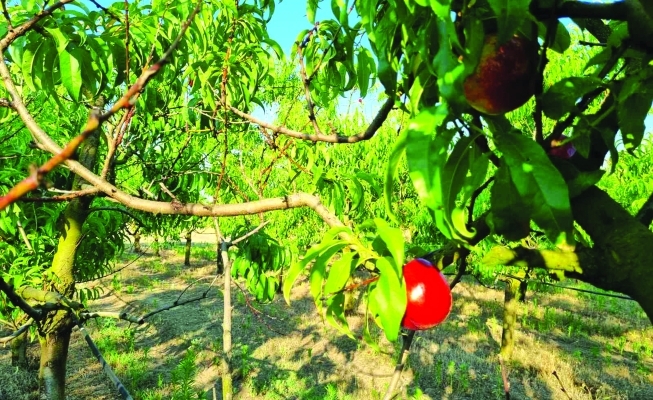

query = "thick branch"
[571,186,653,322]
[481,246,583,274]
[531,1,627,21]
[0,0,203,211]
[0,277,42,320]
[17,286,83,310]
[228,97,395,143]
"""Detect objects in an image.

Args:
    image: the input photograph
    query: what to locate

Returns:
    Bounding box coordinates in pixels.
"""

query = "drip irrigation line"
[447,272,635,301]
[501,274,635,301]
[73,316,133,400]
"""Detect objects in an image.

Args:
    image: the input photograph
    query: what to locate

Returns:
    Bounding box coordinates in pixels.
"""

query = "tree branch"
[531,1,628,21]
[0,277,43,320]
[0,319,33,344]
[227,97,395,143]
[0,0,75,50]
[0,0,203,212]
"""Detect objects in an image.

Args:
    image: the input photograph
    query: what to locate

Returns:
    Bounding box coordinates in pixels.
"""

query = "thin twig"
[231,220,270,245]
[0,277,42,320]
[227,97,395,143]
[0,319,33,344]
[232,279,285,335]
[552,370,573,400]
[0,0,203,212]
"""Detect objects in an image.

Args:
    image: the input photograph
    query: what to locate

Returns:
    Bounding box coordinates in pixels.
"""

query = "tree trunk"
[39,317,73,399]
[500,276,523,361]
[184,232,192,267]
[219,241,233,400]
[518,280,528,303]
[37,101,101,399]
[153,235,160,257]
[133,232,142,253]
[11,330,28,368]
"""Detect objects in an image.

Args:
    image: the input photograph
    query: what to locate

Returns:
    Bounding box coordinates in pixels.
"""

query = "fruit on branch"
[401,258,452,330]
[548,134,576,159]
[463,33,539,115]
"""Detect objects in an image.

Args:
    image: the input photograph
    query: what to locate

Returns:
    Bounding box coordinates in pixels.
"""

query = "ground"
[1,235,652,400]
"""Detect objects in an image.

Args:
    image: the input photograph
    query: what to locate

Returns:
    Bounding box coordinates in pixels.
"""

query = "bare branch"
[0,0,75,51]
[0,98,14,109]
[227,97,395,143]
[17,187,100,202]
[17,286,83,310]
[0,0,203,211]
[531,1,628,21]
[79,311,142,324]
[231,220,270,245]
[0,319,33,344]
[0,277,42,320]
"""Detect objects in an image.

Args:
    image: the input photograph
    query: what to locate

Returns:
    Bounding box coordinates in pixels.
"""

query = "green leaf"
[488,163,531,241]
[283,239,345,303]
[493,133,574,245]
[432,19,466,104]
[324,251,355,294]
[356,48,373,97]
[373,218,404,269]
[549,21,571,53]
[21,40,42,91]
[45,27,70,53]
[372,257,406,342]
[325,292,355,338]
[540,77,604,120]
[487,0,531,45]
[549,158,605,198]
[310,242,348,310]
[59,47,83,101]
[617,70,653,151]
[307,0,318,24]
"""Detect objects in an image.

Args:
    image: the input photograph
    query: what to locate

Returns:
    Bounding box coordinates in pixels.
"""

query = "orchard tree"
[1,0,653,399]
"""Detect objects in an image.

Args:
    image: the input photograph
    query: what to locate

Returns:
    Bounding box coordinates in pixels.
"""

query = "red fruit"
[463,33,538,115]
[548,135,576,159]
[401,258,452,330]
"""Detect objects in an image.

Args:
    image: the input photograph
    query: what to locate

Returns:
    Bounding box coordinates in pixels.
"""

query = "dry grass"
[1,240,652,400]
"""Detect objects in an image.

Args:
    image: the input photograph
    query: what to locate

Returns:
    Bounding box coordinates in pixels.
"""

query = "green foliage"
[230,228,293,302]
[1,0,653,357]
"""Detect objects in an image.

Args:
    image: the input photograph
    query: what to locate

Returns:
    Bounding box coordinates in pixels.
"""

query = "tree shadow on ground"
[7,246,651,400]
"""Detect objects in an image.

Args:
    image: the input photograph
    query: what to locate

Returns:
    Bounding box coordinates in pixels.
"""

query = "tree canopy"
[1,0,653,399]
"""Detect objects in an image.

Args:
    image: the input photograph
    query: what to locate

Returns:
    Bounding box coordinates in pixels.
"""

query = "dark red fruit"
[401,258,452,330]
[548,135,576,159]
[463,33,538,115]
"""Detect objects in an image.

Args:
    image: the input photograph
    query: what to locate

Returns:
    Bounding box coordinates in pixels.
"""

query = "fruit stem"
[382,329,416,400]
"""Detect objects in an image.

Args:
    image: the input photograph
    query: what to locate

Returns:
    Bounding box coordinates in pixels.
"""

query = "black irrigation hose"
[445,271,635,301]
[74,319,134,400]
[521,278,635,301]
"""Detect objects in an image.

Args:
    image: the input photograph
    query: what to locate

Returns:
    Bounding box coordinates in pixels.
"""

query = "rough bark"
[133,232,142,253]
[11,330,28,368]
[39,317,73,399]
[184,232,192,267]
[37,102,101,399]
[571,186,653,322]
